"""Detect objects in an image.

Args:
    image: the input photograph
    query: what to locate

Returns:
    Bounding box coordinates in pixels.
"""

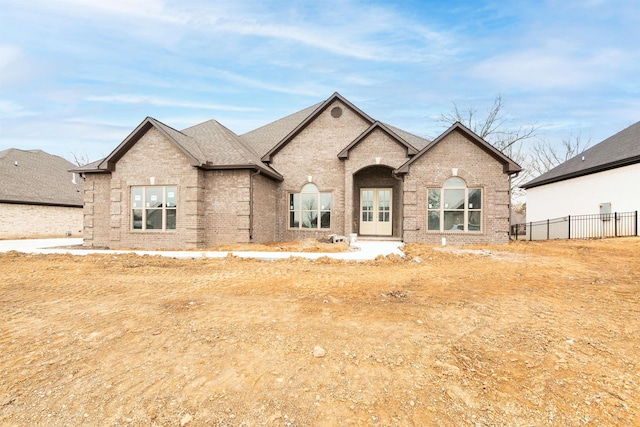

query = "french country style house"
[74,93,521,249]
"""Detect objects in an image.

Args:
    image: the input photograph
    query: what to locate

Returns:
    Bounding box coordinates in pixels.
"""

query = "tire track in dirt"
[1,240,639,425]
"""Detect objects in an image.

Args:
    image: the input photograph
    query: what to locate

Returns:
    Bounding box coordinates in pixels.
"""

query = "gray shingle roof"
[381,123,430,151]
[522,120,640,189]
[152,118,206,165]
[75,93,519,181]
[0,148,84,206]
[182,120,282,179]
[240,103,322,157]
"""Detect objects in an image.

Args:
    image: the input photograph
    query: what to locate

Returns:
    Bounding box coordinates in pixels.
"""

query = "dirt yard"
[1,238,639,426]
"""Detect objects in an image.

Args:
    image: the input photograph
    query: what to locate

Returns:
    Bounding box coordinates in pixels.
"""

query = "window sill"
[426,230,484,234]
[130,230,178,233]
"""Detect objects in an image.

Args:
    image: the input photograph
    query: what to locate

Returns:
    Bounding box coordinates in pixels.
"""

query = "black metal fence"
[511,211,638,241]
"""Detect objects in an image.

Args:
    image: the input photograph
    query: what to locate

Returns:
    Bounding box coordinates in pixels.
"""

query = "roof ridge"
[242,102,322,134]
[150,117,206,164]
[149,116,189,137]
[208,120,260,165]
[522,120,640,188]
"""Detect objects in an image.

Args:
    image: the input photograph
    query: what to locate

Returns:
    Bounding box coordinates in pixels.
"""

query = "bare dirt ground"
[1,238,639,426]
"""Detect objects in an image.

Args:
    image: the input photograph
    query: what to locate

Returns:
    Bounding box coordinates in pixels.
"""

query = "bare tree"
[440,95,539,152]
[439,95,539,202]
[528,133,591,177]
[69,152,91,167]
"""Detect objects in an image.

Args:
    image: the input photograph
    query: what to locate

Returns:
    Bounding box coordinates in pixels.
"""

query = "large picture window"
[289,183,331,229]
[131,186,177,231]
[427,178,482,232]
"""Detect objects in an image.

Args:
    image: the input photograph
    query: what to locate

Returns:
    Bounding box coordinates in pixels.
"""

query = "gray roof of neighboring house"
[0,148,84,207]
[522,120,640,189]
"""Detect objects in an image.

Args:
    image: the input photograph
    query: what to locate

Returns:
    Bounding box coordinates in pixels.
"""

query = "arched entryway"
[352,165,402,238]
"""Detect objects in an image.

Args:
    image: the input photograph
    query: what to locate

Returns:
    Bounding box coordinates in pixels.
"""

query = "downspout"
[508,171,520,240]
[249,170,261,240]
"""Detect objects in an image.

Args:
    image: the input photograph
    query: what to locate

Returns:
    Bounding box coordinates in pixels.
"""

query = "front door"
[359,188,392,236]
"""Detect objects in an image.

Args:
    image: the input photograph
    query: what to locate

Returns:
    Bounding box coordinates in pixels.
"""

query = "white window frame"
[427,178,482,232]
[288,183,331,230]
[131,186,177,231]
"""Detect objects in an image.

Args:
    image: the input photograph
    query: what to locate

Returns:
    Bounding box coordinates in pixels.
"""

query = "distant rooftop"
[522,120,640,189]
[0,148,84,207]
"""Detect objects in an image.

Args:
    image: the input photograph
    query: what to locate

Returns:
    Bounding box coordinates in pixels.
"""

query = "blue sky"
[1,0,639,165]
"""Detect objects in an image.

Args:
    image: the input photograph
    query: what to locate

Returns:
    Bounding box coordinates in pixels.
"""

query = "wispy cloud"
[203,69,330,97]
[0,99,37,118]
[24,0,454,64]
[471,47,626,89]
[49,0,189,24]
[85,94,262,112]
[0,45,23,69]
[1,0,639,162]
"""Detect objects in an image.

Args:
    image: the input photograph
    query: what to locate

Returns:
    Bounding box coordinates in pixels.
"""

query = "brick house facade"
[75,93,520,249]
[1,148,83,238]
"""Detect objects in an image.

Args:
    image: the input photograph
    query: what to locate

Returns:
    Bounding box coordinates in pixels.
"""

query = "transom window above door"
[289,183,331,229]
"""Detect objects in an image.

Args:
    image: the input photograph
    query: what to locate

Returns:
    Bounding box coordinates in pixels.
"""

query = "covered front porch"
[351,165,403,239]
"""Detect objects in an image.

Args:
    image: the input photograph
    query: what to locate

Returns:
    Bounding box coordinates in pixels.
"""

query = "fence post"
[547,219,550,240]
[636,211,638,236]
[568,215,571,239]
[614,212,618,237]
[529,222,532,241]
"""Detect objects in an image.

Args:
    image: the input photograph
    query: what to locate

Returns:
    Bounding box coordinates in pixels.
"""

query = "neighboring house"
[0,148,84,237]
[74,93,521,249]
[522,121,640,220]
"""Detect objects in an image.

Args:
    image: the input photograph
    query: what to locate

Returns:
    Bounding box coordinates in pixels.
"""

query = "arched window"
[289,183,331,229]
[427,178,482,232]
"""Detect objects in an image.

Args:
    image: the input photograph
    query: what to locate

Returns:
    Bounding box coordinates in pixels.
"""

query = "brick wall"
[270,100,370,241]
[104,128,204,249]
[80,110,512,248]
[0,203,83,237]
[82,174,111,247]
[251,172,277,243]
[402,129,511,245]
[343,128,412,237]
[202,169,254,247]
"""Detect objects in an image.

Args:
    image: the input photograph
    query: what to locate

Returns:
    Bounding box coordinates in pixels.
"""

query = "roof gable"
[0,148,83,207]
[99,117,203,171]
[522,120,640,189]
[78,117,283,180]
[396,122,522,175]
[260,92,375,163]
[338,121,420,159]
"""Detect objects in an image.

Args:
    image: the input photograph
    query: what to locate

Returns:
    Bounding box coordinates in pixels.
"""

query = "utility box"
[599,202,612,220]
